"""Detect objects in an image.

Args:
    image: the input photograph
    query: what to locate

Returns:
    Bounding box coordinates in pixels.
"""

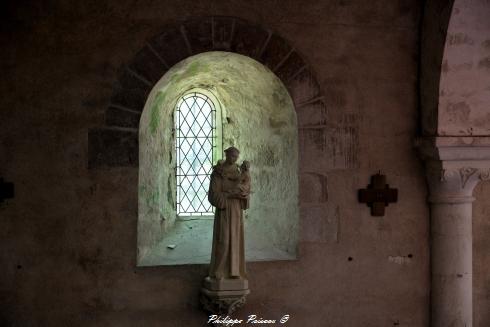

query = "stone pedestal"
[416,136,490,327]
[200,277,250,315]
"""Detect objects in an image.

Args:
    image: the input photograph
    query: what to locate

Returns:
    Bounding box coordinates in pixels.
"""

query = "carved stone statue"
[200,147,251,314]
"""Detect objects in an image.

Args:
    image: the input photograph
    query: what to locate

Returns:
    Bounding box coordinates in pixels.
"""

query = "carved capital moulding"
[414,136,490,203]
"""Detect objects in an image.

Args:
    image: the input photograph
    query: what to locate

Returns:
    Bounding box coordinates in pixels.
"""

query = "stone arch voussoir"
[88,16,324,169]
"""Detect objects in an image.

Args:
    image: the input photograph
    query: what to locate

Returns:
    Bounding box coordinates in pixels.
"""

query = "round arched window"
[174,92,217,217]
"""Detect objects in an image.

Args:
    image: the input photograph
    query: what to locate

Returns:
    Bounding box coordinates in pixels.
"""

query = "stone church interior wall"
[1,0,489,326]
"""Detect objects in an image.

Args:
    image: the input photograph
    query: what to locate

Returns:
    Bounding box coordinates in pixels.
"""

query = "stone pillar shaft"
[430,199,473,326]
[416,136,490,327]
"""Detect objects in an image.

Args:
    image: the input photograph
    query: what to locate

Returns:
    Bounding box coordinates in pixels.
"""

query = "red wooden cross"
[358,172,398,216]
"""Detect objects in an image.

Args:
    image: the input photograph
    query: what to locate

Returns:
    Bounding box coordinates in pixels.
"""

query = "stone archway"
[88,16,326,169]
[417,1,490,326]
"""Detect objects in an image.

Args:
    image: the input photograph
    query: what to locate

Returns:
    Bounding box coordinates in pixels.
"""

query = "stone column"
[416,137,490,327]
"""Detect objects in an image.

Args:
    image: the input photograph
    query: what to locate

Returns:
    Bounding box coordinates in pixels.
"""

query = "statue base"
[200,277,249,315]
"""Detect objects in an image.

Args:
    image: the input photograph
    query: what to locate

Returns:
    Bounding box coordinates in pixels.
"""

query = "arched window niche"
[137,51,299,266]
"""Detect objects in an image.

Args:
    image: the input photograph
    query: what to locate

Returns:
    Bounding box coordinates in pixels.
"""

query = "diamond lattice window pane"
[175,93,216,216]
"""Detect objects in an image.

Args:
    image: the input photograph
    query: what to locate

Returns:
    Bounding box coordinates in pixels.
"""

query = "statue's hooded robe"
[208,162,248,279]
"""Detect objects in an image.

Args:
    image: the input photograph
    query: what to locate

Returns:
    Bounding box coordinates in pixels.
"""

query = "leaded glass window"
[175,92,216,216]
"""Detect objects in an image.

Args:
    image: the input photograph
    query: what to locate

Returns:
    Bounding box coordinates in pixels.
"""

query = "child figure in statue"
[239,160,251,196]
[238,160,251,209]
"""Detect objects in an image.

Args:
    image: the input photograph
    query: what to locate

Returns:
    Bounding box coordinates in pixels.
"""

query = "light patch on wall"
[388,255,413,265]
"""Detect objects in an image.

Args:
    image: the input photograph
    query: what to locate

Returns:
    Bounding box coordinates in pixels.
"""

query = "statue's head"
[241,160,250,171]
[224,146,240,164]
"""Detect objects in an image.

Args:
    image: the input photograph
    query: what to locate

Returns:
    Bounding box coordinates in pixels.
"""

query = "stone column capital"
[415,136,490,203]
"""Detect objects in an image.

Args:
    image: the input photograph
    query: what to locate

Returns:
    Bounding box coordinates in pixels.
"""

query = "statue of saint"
[207,147,250,279]
[201,146,251,314]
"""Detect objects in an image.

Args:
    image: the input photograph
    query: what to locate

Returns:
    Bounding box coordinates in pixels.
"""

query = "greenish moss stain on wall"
[149,91,167,134]
[167,178,173,205]
[146,190,156,208]
[168,61,211,86]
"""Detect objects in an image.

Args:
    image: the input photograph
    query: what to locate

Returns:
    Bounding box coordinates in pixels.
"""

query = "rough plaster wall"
[438,0,490,135]
[137,82,177,260]
[0,0,463,326]
[138,52,298,264]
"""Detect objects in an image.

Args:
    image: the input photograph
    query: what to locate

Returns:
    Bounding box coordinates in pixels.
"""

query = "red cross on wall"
[358,172,398,216]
